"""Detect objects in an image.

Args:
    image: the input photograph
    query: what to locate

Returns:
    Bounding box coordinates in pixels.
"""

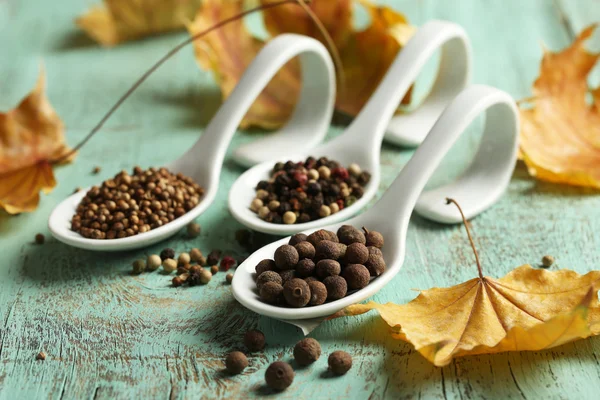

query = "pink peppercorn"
[293,172,308,186]
[220,256,236,271]
[332,167,349,180]
[336,199,345,211]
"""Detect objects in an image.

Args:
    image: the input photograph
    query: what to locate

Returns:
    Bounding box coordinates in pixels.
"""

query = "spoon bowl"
[229,20,471,236]
[48,34,335,251]
[232,84,519,321]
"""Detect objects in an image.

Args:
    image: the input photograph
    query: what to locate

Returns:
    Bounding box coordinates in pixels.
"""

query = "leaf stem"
[51,0,310,164]
[446,198,483,279]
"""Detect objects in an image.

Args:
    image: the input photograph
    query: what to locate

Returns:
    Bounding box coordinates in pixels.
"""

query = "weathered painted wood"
[1,0,600,398]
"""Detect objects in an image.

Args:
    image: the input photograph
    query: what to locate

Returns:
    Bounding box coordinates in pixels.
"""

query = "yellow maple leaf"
[0,71,74,214]
[336,199,600,366]
[189,0,413,129]
[76,0,203,47]
[519,25,600,188]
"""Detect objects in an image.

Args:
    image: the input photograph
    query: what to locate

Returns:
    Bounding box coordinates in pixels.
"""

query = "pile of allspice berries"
[225,329,353,391]
[255,225,386,307]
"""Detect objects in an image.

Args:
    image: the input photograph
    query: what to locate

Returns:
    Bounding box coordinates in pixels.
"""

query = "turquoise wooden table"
[2,0,600,398]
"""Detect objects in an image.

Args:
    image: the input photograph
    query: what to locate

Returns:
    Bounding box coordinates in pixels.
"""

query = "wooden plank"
[1,0,600,398]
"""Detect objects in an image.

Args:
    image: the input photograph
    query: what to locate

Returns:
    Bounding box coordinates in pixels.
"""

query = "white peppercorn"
[329,202,340,214]
[162,259,177,273]
[258,206,271,219]
[256,189,269,200]
[250,198,263,212]
[147,255,162,271]
[307,169,319,180]
[319,205,331,218]
[348,163,361,176]
[178,252,191,266]
[283,211,297,224]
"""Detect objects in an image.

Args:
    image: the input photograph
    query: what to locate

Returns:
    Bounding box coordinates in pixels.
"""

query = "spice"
[190,248,204,264]
[36,351,46,361]
[187,222,201,237]
[250,157,370,225]
[328,351,352,375]
[160,248,175,261]
[288,233,307,246]
[178,252,191,266]
[279,269,296,284]
[226,273,234,284]
[244,330,266,352]
[274,245,299,270]
[294,241,315,260]
[211,265,219,274]
[283,278,311,307]
[323,276,347,300]
[337,225,366,245]
[162,259,177,273]
[172,275,185,287]
[296,259,316,278]
[147,254,162,271]
[315,240,346,261]
[132,259,146,274]
[265,362,294,391]
[364,246,386,276]
[71,167,204,239]
[35,233,45,245]
[294,338,321,366]
[316,259,341,278]
[307,229,338,246]
[92,166,101,174]
[542,255,555,268]
[308,281,327,305]
[225,351,248,374]
[342,264,370,290]
[344,243,369,264]
[206,249,222,266]
[255,259,276,276]
[257,271,282,290]
[220,256,236,271]
[260,281,284,304]
[363,227,384,248]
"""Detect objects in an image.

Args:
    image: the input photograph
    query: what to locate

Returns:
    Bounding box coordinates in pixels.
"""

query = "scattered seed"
[225,351,248,374]
[35,233,45,245]
[265,362,294,391]
[244,330,266,352]
[328,351,352,375]
[92,166,101,174]
[211,265,219,274]
[226,273,234,284]
[36,351,46,361]
[146,254,162,271]
[542,255,555,268]
[294,338,321,366]
[132,259,146,274]
[207,249,222,266]
[162,259,177,273]
[220,256,236,271]
[187,222,201,238]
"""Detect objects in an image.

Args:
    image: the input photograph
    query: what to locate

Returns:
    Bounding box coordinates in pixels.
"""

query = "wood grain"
[1,0,600,398]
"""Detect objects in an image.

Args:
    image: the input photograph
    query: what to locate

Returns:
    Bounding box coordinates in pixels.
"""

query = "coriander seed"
[162,259,177,273]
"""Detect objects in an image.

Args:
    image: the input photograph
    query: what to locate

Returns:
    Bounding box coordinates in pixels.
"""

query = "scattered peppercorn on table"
[2,1,600,399]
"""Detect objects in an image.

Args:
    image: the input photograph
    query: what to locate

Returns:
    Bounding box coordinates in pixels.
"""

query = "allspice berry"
[279,269,296,284]
[363,227,384,248]
[307,229,338,246]
[257,271,282,290]
[147,255,162,271]
[225,351,248,374]
[255,259,276,276]
[296,259,316,278]
[337,225,365,245]
[265,362,294,391]
[342,264,370,290]
[274,245,299,270]
[315,240,346,261]
[323,276,347,300]
[328,351,352,375]
[308,281,327,306]
[293,338,321,366]
[316,259,341,279]
[304,276,319,284]
[187,222,201,237]
[132,259,146,274]
[294,241,315,260]
[344,243,369,265]
[260,281,284,304]
[542,255,555,268]
[244,330,266,352]
[364,246,386,276]
[283,278,311,307]
[288,233,307,246]
[162,258,177,273]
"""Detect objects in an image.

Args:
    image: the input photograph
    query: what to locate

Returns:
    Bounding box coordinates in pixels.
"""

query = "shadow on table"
[53,30,98,52]
[146,87,223,130]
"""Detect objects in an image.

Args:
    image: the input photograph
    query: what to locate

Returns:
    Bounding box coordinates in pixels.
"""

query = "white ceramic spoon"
[229,20,471,236]
[48,34,335,251]
[232,84,519,330]
[231,19,471,168]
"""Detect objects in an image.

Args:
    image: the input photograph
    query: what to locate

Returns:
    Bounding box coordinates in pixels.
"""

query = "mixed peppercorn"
[250,157,371,224]
[254,225,386,307]
[72,166,204,239]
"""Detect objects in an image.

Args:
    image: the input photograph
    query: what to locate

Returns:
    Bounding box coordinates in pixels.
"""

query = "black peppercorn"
[274,245,299,270]
[207,249,222,265]
[294,241,315,260]
[328,351,352,375]
[363,227,384,248]
[256,180,270,190]
[255,259,276,277]
[288,233,308,246]
[260,281,284,304]
[308,281,327,306]
[244,330,266,352]
[296,259,316,278]
[265,361,294,391]
[342,264,370,290]
[160,248,175,261]
[293,338,321,366]
[283,278,311,307]
[323,276,347,300]
[225,351,248,374]
[315,259,341,278]
[365,246,386,276]
[257,271,283,290]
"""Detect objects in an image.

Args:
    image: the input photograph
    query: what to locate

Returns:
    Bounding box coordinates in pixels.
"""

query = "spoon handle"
[366,85,519,230]
[330,20,470,156]
[169,34,335,183]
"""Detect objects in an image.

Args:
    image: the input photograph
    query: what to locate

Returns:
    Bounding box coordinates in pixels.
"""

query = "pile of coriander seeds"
[250,157,371,225]
[254,225,386,307]
[72,166,204,239]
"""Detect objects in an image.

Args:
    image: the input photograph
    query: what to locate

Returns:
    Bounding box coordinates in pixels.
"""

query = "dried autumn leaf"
[76,0,203,47]
[189,0,413,129]
[0,71,73,214]
[336,199,600,366]
[519,25,600,188]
